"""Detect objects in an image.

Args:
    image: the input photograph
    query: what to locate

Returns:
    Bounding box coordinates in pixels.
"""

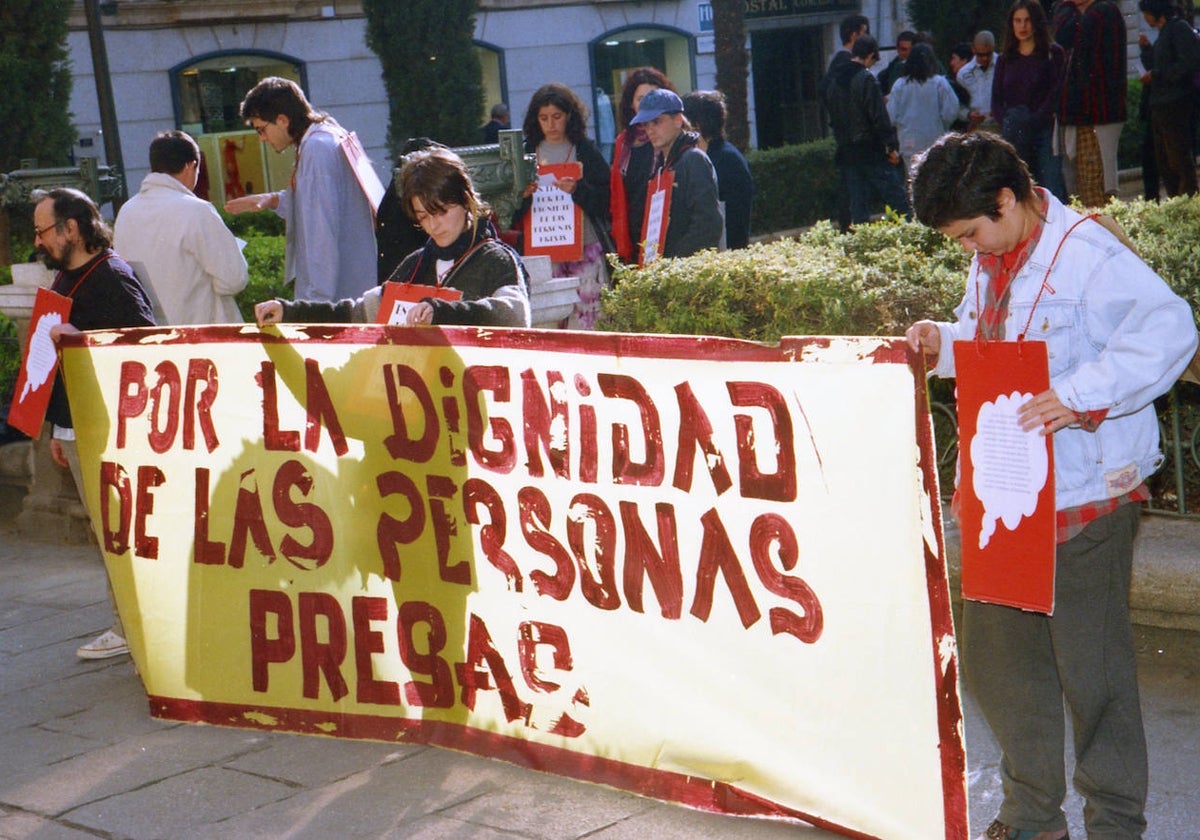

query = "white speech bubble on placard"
[970,391,1049,549]
[20,311,63,401]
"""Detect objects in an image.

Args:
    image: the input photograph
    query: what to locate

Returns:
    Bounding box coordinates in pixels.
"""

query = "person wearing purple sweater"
[992,0,1068,200]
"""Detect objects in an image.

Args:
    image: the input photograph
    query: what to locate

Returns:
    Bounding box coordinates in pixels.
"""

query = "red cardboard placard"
[639,169,674,267]
[523,162,584,262]
[953,339,1056,613]
[376,283,463,325]
[8,287,73,439]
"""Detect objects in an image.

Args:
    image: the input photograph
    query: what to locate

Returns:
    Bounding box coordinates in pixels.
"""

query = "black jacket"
[1141,17,1200,107]
[823,59,899,165]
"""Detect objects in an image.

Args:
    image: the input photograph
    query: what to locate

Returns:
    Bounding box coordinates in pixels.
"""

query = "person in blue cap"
[627,88,723,261]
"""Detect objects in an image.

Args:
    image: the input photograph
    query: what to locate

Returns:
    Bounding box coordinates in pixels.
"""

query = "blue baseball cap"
[629,89,684,125]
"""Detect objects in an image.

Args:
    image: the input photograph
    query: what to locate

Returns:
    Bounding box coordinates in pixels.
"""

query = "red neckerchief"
[975,191,1048,340]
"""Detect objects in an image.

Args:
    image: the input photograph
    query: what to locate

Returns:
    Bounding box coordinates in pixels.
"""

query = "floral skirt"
[552,240,610,330]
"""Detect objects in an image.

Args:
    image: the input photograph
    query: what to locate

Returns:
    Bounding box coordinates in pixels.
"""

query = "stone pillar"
[1,263,93,542]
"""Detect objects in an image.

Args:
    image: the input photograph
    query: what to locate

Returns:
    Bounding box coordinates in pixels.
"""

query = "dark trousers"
[1152,98,1198,198]
[840,159,909,225]
[962,503,1148,839]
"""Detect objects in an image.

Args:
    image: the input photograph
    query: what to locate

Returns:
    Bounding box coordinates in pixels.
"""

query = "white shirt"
[114,172,248,324]
[957,56,996,118]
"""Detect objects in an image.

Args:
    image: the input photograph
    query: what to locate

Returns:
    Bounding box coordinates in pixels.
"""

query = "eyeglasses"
[974,51,992,57]
[33,220,61,239]
[251,121,270,138]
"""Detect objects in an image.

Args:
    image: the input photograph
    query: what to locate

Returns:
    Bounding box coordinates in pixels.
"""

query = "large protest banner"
[61,325,966,840]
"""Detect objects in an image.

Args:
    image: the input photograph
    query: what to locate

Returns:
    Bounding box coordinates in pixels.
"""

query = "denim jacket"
[930,192,1198,508]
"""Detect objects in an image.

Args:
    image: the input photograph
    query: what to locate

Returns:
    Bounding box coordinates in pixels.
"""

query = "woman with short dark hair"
[255,147,530,328]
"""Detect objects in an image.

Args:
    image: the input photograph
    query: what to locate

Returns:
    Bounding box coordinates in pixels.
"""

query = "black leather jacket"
[823,60,899,165]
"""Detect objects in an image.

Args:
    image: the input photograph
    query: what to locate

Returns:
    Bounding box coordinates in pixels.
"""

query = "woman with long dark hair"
[886,43,960,163]
[992,0,1068,199]
[519,82,612,328]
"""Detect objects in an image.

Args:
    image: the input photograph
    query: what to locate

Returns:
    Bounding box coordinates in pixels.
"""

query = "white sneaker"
[77,630,129,659]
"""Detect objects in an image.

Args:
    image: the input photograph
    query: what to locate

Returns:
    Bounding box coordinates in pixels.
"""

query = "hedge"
[602,195,1200,340]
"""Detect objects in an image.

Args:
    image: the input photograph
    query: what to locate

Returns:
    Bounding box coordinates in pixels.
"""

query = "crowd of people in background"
[824,0,1200,229]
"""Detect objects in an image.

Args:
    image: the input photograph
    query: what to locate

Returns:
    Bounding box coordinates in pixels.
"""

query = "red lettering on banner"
[518,620,587,737]
[750,513,824,643]
[599,373,664,486]
[194,467,225,565]
[692,508,763,629]
[465,477,522,591]
[256,360,347,455]
[673,381,733,495]
[397,600,454,707]
[96,461,163,559]
[521,368,569,478]
[456,613,531,723]
[116,358,219,452]
[302,358,348,455]
[518,486,575,600]
[274,460,333,569]
[259,362,299,451]
[575,374,599,483]
[427,474,471,585]
[465,365,516,473]
[116,361,147,449]
[299,591,349,701]
[249,589,294,692]
[352,595,400,705]
[99,460,132,554]
[619,500,683,619]
[729,381,796,502]
[375,470,424,582]
[381,364,438,462]
[439,366,466,467]
[133,465,164,559]
[566,494,620,610]
[228,469,274,568]
[246,591,583,735]
[183,359,219,452]
[147,361,181,454]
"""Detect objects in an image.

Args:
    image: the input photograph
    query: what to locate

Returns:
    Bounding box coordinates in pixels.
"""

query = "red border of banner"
[66,326,967,840]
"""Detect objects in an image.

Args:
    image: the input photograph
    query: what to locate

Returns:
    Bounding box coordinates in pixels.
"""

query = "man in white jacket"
[114,130,248,324]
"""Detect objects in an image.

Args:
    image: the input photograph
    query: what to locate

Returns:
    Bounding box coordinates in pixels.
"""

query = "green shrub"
[1118,78,1146,172]
[603,195,1200,341]
[220,208,285,239]
[745,139,840,234]
[602,214,967,340]
[0,312,18,406]
[235,234,289,319]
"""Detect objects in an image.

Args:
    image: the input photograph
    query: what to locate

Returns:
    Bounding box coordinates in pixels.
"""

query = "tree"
[711,0,750,151]
[363,0,485,158]
[907,0,1007,62]
[0,0,76,264]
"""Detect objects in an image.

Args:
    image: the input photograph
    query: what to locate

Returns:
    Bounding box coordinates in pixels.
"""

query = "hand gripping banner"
[61,325,966,840]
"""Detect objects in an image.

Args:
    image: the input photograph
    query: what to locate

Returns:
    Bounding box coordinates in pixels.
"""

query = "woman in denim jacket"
[906,132,1197,840]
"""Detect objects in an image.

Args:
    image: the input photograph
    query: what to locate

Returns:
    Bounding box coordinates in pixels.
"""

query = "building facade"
[62,0,909,206]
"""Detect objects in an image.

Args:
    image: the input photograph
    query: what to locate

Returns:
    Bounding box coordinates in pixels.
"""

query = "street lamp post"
[82,0,127,211]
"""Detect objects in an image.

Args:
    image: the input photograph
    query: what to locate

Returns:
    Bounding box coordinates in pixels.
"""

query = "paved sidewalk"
[2,516,1198,840]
